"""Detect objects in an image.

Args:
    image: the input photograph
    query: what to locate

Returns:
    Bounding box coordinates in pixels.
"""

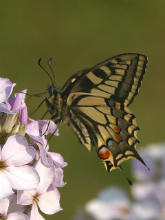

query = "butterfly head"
[38,58,64,124]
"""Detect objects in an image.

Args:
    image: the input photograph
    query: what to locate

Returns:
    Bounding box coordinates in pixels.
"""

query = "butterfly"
[43,53,148,172]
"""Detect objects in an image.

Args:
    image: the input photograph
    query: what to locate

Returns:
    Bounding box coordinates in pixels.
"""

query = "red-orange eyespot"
[115,103,121,109]
[97,146,111,159]
[110,124,121,133]
[111,133,122,143]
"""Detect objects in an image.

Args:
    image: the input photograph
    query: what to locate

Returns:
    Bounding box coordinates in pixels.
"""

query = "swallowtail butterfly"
[43,53,148,172]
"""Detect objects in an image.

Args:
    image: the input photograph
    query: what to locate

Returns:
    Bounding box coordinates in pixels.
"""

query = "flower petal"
[38,185,62,214]
[52,167,67,187]
[30,203,45,220]
[8,194,26,213]
[17,190,36,206]
[0,171,14,199]
[11,93,22,110]
[85,186,130,220]
[130,197,161,220]
[8,212,29,220]
[26,121,40,137]
[34,159,54,194]
[131,182,156,200]
[2,135,35,166]
[48,152,67,168]
[37,143,50,167]
[0,197,9,215]
[20,106,28,125]
[38,120,59,136]
[145,142,165,160]
[0,103,18,114]
[0,78,16,103]
[5,165,39,190]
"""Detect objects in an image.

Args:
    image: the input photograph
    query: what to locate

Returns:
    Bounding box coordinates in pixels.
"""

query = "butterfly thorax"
[46,85,68,124]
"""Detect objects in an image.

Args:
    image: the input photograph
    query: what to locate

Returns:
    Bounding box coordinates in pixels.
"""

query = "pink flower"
[0,135,39,199]
[85,186,130,220]
[0,78,17,114]
[0,89,29,138]
[47,152,67,168]
[18,159,62,219]
[0,77,67,219]
[47,152,67,187]
[37,120,59,136]
[0,195,28,220]
[0,78,16,103]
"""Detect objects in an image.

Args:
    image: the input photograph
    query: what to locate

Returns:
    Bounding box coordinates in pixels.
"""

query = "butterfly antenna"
[47,58,55,85]
[38,58,54,86]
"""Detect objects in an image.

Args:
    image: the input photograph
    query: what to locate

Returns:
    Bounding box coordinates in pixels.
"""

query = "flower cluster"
[0,78,67,220]
[73,143,165,220]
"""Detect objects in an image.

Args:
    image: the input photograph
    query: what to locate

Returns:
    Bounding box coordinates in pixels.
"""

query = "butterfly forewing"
[63,54,147,106]
[47,53,148,172]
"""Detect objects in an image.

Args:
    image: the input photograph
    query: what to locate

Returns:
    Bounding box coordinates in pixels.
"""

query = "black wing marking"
[67,93,147,171]
[62,53,147,106]
[62,69,88,95]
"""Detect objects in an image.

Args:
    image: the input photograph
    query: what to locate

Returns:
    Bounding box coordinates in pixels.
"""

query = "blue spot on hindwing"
[107,100,114,107]
[107,138,114,146]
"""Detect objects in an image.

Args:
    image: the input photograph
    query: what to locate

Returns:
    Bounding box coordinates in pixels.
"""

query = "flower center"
[0,161,7,169]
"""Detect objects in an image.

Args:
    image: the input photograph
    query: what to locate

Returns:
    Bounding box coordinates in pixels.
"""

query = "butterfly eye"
[47,85,57,98]
[97,146,111,160]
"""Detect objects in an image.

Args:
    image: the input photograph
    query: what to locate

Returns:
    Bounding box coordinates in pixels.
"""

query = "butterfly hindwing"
[67,93,146,171]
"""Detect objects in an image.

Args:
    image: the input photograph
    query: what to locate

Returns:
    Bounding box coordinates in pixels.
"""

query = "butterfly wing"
[62,53,147,106]
[66,93,147,171]
[61,53,147,171]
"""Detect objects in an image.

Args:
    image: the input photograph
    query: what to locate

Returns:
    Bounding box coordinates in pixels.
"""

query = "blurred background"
[1,1,165,219]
